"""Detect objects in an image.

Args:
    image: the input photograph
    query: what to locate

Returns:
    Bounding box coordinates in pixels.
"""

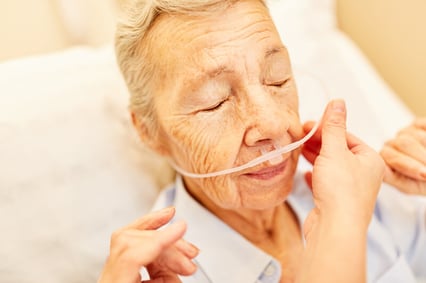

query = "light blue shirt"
[152,159,426,282]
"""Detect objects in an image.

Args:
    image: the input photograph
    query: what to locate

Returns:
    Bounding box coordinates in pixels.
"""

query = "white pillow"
[268,0,336,37]
[0,47,174,283]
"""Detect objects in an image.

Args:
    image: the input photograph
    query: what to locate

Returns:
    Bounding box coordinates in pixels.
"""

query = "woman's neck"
[184,181,300,245]
[215,202,292,244]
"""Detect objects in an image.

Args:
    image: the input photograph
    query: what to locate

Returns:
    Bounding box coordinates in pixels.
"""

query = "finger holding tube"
[308,99,384,224]
[299,99,384,283]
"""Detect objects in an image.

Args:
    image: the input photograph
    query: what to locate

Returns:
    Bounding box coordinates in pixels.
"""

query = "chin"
[240,179,294,210]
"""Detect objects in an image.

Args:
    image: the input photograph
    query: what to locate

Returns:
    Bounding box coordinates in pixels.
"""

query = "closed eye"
[202,99,227,112]
[268,78,290,87]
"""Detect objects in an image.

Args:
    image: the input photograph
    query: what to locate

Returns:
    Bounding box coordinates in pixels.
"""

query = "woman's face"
[147,0,303,210]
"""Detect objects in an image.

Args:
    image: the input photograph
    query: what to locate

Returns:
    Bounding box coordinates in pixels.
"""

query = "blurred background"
[0,0,425,115]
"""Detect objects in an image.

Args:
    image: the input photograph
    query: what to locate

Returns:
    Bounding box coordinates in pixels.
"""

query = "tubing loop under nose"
[168,121,319,179]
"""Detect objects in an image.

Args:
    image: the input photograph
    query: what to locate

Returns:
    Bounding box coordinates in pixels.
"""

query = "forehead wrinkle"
[151,2,278,84]
[181,63,234,93]
[174,1,274,52]
[181,43,286,93]
[187,18,274,53]
[185,39,284,87]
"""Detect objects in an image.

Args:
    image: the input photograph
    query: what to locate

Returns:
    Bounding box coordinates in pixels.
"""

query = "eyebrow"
[205,65,233,79]
[182,65,232,93]
[264,46,286,59]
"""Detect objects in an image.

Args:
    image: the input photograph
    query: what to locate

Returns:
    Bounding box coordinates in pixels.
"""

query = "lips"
[243,160,288,180]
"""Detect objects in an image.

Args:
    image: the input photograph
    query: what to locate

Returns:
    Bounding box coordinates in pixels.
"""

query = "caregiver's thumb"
[320,99,348,153]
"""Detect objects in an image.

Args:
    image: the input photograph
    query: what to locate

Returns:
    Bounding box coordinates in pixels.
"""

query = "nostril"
[260,142,284,165]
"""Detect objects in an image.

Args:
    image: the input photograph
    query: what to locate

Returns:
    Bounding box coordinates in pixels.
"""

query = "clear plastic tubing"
[169,121,319,179]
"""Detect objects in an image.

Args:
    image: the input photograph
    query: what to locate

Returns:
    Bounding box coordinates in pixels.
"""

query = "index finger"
[381,145,426,181]
[414,117,426,130]
[398,127,426,147]
[124,207,176,231]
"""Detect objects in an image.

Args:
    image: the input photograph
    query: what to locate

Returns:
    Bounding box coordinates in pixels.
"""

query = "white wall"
[0,0,117,61]
[337,0,426,116]
[0,0,69,61]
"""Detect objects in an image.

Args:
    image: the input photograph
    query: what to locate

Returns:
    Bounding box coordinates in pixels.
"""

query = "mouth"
[243,159,288,180]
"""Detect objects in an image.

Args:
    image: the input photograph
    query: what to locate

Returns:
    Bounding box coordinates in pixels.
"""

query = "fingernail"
[183,259,197,273]
[158,206,175,214]
[187,243,200,257]
[331,100,345,112]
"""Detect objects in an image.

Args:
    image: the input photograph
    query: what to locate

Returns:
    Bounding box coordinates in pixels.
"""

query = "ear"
[130,111,170,156]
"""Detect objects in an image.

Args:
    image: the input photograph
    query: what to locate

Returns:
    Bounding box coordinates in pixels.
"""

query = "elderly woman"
[98,1,426,282]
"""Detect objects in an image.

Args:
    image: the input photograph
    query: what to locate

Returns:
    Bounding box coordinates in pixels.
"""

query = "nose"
[243,89,291,147]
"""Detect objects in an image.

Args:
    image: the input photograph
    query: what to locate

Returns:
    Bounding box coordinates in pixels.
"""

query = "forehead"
[147,1,282,72]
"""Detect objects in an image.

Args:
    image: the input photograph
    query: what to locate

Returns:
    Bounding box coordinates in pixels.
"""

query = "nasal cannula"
[168,121,320,178]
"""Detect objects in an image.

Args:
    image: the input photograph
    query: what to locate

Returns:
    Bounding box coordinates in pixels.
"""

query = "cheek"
[184,173,243,210]
[202,176,242,208]
[164,113,244,174]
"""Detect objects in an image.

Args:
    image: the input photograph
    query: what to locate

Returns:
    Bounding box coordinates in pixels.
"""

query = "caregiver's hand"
[98,207,198,283]
[297,100,385,283]
[380,117,426,195]
[302,99,385,231]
